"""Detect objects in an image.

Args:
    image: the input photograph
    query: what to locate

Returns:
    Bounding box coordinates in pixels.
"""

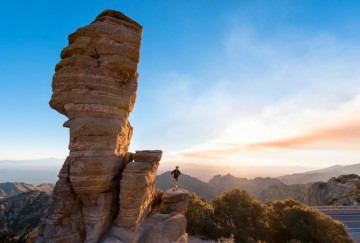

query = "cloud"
[179,119,360,159]
[247,120,360,150]
[174,94,360,165]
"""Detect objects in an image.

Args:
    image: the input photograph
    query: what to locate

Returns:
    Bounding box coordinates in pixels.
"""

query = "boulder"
[141,212,188,243]
[160,189,189,215]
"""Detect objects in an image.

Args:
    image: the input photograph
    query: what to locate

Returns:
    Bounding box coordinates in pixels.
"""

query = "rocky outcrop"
[0,191,50,239]
[37,9,188,243]
[259,183,310,202]
[304,174,360,206]
[141,212,188,243]
[160,189,189,215]
[0,182,54,199]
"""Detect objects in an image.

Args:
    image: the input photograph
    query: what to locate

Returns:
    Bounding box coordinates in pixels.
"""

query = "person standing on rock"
[171,166,181,191]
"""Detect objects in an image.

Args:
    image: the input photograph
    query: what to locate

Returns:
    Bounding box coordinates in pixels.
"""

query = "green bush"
[185,193,220,239]
[266,199,353,243]
[186,189,353,243]
[212,189,266,242]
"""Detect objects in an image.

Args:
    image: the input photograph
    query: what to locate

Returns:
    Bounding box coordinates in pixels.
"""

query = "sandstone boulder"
[133,150,163,163]
[160,189,189,215]
[141,212,188,243]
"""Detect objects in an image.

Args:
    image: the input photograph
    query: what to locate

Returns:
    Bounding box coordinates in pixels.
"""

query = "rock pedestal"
[160,189,189,215]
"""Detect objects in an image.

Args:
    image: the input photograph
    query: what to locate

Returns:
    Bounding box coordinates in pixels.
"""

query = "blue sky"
[1,1,360,169]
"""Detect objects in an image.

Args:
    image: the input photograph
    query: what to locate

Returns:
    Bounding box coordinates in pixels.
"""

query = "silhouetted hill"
[156,172,295,201]
[259,182,311,202]
[156,171,216,200]
[209,174,282,198]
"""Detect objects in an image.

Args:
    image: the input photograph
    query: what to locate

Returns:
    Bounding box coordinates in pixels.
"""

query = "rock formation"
[36,10,188,243]
[304,174,360,206]
[160,189,189,215]
[0,190,50,240]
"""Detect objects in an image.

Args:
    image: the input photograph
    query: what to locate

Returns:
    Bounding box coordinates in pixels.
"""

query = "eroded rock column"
[103,150,162,242]
[37,10,142,243]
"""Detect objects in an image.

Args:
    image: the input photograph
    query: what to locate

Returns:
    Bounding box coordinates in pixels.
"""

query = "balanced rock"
[160,189,189,215]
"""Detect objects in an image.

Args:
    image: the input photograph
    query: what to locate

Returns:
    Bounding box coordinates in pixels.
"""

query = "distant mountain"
[0,158,62,185]
[0,169,59,185]
[277,163,360,184]
[209,174,282,198]
[156,171,216,200]
[156,172,303,202]
[157,162,311,182]
[0,158,63,170]
[259,183,311,202]
[0,190,50,240]
[0,182,54,199]
[308,164,360,174]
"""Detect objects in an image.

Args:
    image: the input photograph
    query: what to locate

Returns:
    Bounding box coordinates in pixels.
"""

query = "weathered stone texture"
[160,189,189,215]
[116,160,160,228]
[37,9,188,243]
[37,9,142,243]
[37,178,85,243]
[141,212,188,243]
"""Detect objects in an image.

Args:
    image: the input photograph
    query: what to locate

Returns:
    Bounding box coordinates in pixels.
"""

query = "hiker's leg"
[175,179,178,190]
[172,178,176,190]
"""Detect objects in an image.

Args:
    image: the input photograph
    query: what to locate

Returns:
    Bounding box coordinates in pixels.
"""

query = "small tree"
[186,193,219,238]
[212,189,267,242]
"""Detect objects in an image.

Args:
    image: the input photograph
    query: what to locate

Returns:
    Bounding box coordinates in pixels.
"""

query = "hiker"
[171,166,181,191]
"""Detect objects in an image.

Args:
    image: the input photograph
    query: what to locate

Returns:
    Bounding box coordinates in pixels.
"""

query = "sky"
[0,0,360,171]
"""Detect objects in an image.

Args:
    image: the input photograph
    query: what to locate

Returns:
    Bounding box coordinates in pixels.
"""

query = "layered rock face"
[37,10,188,243]
[160,189,189,215]
[304,174,360,206]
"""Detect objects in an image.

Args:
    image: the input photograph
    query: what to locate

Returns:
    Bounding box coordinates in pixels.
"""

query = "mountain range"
[2,158,360,183]
[0,182,54,199]
[157,171,360,205]
[0,183,53,240]
[156,171,310,201]
[277,163,360,184]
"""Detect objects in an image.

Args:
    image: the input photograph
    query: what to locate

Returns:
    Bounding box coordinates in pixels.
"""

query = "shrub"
[186,193,219,239]
[265,199,353,243]
[185,189,353,243]
[212,189,267,242]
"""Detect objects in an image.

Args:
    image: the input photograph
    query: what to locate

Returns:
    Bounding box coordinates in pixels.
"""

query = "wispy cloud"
[248,120,360,150]
[180,119,360,159]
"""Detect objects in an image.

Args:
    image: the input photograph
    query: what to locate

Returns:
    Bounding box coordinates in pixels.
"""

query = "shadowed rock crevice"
[36,9,189,243]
